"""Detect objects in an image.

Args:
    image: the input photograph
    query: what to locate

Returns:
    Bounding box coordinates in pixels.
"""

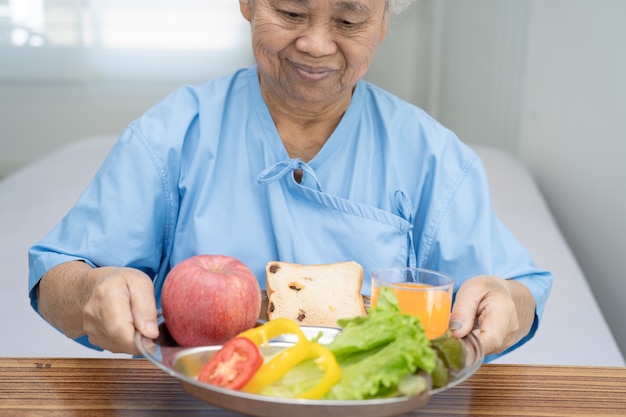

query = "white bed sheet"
[0,136,623,365]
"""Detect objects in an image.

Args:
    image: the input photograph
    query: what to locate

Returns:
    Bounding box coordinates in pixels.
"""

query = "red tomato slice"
[197,337,263,390]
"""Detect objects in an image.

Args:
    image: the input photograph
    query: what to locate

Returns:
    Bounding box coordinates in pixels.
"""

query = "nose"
[295,24,338,57]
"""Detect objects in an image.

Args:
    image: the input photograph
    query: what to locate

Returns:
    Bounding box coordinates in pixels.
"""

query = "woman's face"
[240,0,389,108]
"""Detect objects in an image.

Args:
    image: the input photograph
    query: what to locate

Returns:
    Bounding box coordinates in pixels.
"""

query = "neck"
[260,77,353,162]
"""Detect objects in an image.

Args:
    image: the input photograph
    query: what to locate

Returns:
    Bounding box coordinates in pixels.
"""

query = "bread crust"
[265,261,366,327]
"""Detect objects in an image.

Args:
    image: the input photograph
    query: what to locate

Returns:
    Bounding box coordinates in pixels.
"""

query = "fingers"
[83,267,157,355]
[129,274,159,340]
[473,305,516,356]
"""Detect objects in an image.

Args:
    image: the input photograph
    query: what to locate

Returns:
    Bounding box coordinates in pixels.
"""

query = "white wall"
[365,3,433,109]
[431,0,530,151]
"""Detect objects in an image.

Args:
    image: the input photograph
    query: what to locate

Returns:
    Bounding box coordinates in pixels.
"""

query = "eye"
[280,10,303,20]
[337,19,361,31]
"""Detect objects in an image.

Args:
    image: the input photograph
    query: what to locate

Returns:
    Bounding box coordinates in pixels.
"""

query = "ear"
[379,9,390,43]
[240,0,252,22]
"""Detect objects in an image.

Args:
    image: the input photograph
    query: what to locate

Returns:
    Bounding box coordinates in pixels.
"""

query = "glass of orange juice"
[371,268,454,340]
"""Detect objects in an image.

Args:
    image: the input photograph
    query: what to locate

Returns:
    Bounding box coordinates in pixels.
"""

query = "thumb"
[127,272,159,339]
[449,285,481,338]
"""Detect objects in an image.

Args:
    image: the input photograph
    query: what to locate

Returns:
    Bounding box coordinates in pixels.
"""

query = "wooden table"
[1,358,625,416]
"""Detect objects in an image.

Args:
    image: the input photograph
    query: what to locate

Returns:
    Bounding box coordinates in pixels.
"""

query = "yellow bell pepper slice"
[237,318,341,399]
[237,317,304,346]
[295,342,341,399]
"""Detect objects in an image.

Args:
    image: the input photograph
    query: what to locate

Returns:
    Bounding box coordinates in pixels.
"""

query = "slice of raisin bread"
[265,261,366,327]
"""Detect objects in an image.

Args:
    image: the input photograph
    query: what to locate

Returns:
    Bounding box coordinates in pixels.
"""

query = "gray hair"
[387,0,418,15]
[239,1,418,16]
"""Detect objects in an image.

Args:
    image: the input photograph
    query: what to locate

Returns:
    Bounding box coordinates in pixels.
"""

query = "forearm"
[36,260,99,339]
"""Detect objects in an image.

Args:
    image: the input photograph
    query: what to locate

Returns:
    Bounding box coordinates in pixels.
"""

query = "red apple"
[161,254,261,347]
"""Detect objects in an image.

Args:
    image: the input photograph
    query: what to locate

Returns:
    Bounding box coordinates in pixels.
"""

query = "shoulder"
[136,67,254,140]
[106,67,256,190]
[356,80,479,171]
[124,67,256,157]
[356,80,436,124]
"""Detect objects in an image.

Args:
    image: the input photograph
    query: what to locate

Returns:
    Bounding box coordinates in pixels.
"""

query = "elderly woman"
[29,0,551,360]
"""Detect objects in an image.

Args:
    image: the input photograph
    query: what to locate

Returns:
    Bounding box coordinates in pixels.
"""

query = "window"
[0,0,254,82]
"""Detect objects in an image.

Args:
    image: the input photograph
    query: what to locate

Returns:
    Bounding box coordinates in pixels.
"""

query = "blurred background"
[1,0,624,359]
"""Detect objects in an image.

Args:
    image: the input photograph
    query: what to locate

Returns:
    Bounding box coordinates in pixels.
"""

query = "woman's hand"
[82,266,159,354]
[448,275,536,356]
[37,261,159,355]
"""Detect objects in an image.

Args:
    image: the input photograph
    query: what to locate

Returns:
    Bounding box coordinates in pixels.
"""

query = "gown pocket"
[260,162,416,296]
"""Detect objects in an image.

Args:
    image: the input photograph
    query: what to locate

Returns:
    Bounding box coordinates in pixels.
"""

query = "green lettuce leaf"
[260,287,436,400]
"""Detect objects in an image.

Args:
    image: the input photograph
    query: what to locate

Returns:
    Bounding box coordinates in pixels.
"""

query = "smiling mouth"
[291,62,335,82]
